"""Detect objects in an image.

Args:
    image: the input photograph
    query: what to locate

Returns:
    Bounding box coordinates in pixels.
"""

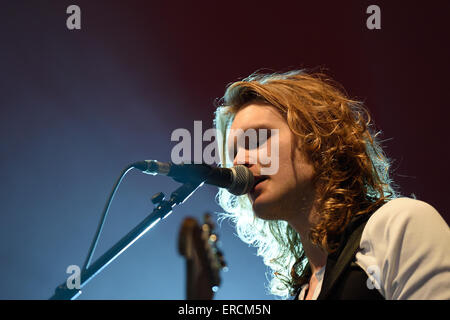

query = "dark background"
[0,0,448,299]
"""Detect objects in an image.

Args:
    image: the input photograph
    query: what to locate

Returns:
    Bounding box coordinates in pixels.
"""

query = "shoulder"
[356,197,450,299]
[362,197,450,255]
[364,197,447,237]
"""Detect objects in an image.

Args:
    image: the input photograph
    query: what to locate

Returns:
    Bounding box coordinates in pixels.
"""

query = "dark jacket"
[294,213,384,300]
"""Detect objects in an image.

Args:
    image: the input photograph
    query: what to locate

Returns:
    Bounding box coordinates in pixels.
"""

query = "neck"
[301,236,327,274]
[288,202,327,274]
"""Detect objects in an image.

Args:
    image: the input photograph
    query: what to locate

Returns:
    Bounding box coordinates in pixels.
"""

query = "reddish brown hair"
[214,70,398,297]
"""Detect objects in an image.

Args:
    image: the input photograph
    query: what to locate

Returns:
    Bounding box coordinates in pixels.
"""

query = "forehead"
[229,103,285,130]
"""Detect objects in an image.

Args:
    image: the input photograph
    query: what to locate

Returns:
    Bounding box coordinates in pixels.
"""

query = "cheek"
[293,147,316,180]
[258,143,296,194]
[268,144,315,196]
[264,164,297,199]
[270,141,295,177]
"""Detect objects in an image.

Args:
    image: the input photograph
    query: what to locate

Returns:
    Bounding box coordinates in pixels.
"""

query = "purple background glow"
[0,1,448,299]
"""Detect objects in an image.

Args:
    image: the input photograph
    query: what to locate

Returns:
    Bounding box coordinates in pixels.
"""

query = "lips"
[250,176,268,195]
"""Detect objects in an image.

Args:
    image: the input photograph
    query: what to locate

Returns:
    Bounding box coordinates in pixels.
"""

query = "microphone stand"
[49,180,204,300]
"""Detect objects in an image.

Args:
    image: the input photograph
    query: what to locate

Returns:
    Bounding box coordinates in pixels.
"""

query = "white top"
[298,266,325,300]
[298,197,450,300]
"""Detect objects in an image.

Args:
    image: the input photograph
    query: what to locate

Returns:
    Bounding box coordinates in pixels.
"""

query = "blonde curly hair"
[214,69,399,298]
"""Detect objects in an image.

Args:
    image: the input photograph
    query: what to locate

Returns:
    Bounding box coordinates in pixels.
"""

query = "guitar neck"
[185,259,215,300]
[178,215,225,300]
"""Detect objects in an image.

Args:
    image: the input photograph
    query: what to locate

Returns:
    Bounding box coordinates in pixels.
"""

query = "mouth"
[250,176,269,195]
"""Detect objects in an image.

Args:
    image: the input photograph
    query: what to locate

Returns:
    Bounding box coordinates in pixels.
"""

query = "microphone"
[131,160,254,196]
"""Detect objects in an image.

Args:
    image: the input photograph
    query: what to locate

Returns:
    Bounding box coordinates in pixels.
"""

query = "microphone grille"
[229,165,254,196]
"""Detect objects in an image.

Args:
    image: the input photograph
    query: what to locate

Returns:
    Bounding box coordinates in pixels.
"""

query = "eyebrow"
[231,123,273,135]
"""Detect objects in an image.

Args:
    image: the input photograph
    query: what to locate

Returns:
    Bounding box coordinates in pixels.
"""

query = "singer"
[213,70,450,300]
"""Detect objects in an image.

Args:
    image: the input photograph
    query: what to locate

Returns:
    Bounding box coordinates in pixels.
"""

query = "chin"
[251,196,282,220]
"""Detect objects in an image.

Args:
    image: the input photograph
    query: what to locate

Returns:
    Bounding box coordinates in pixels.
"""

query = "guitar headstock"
[178,213,226,300]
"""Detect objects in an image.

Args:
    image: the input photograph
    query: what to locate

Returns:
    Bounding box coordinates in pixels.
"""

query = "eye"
[256,129,271,148]
[227,128,272,160]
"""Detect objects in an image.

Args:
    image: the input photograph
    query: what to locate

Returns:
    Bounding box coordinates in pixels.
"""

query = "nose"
[232,148,256,168]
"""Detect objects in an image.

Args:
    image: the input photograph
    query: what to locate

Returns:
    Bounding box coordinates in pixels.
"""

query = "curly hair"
[213,69,399,298]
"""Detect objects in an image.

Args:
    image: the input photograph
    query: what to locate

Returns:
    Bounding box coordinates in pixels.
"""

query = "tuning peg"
[209,233,218,243]
[203,213,215,229]
[201,223,211,234]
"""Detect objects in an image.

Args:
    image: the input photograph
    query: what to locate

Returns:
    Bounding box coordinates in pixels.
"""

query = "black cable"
[81,164,134,271]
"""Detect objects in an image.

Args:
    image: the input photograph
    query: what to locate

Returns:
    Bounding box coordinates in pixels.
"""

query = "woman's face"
[228,103,317,224]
